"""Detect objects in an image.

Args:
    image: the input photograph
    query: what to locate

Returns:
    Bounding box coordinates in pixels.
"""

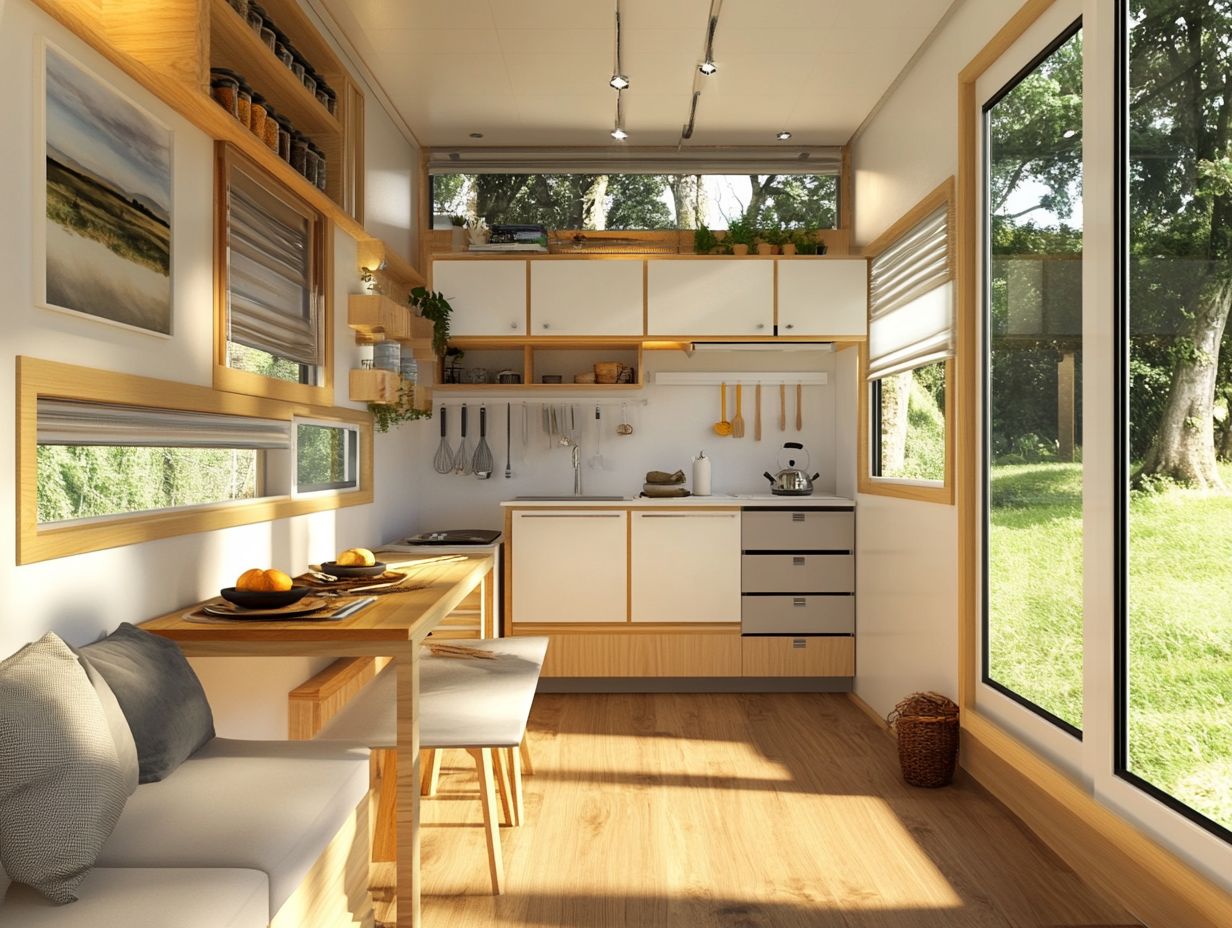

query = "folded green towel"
[645,469,686,486]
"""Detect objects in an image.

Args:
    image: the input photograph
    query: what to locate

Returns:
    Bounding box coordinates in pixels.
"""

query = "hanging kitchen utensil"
[731,384,745,438]
[455,404,471,475]
[590,405,609,469]
[779,384,787,432]
[755,384,763,442]
[472,405,493,479]
[433,405,453,474]
[505,404,513,479]
[713,383,733,436]
[796,383,803,432]
[558,404,573,446]
[617,402,633,436]
[521,402,529,449]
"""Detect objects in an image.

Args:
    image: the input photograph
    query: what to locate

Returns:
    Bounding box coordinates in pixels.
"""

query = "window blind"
[428,146,843,176]
[867,205,954,381]
[227,169,321,367]
[37,399,291,449]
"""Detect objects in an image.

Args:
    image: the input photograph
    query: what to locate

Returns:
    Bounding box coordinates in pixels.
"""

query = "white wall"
[0,0,420,738]
[364,103,419,266]
[849,0,1023,718]
[404,348,854,533]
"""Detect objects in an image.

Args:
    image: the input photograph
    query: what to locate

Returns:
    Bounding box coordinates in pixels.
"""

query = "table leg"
[482,569,495,638]
[395,649,421,928]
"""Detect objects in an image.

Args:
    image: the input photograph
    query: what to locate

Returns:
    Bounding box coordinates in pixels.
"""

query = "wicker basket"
[886,692,959,788]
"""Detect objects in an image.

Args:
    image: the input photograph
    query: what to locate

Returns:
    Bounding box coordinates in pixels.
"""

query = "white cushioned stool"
[316,636,548,894]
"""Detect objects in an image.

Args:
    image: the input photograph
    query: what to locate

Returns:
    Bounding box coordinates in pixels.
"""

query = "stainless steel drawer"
[742,595,855,634]
[742,554,855,593]
[742,510,854,551]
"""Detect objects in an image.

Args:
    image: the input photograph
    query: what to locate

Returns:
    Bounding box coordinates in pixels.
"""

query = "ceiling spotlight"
[611,126,629,141]
[776,130,792,140]
[609,74,630,90]
[698,60,717,76]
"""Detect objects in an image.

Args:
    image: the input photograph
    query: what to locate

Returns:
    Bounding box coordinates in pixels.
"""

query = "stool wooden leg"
[519,738,534,776]
[372,748,397,863]
[492,748,515,827]
[420,748,442,797]
[506,745,524,826]
[467,748,505,895]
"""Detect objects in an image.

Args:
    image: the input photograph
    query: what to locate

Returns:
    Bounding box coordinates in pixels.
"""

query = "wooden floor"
[375,693,1140,928]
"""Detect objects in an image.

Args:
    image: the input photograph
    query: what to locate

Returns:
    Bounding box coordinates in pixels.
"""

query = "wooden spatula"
[796,383,803,431]
[779,384,787,431]
[731,384,745,438]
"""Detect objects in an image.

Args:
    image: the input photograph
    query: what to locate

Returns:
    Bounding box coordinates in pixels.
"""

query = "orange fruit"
[337,547,376,567]
[236,568,294,592]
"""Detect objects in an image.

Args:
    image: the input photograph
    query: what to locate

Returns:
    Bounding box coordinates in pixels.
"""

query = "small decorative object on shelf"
[450,215,467,253]
[467,217,490,248]
[887,692,959,788]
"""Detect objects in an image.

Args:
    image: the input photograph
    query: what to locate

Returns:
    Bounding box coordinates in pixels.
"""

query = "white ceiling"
[318,0,952,148]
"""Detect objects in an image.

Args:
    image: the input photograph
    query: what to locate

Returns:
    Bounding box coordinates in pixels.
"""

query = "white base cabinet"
[630,511,742,623]
[511,511,627,622]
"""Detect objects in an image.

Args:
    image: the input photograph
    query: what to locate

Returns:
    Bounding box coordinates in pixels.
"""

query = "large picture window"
[1119,0,1232,840]
[982,22,1084,735]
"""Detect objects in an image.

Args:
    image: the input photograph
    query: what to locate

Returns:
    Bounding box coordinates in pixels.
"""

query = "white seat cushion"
[317,637,549,749]
[95,739,369,915]
[0,868,268,928]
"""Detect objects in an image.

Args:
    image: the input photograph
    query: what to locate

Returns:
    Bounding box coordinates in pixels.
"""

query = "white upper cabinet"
[529,261,645,336]
[776,259,868,337]
[431,260,527,336]
[646,260,774,336]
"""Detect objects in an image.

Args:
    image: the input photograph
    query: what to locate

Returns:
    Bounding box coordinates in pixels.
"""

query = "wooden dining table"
[140,553,495,928]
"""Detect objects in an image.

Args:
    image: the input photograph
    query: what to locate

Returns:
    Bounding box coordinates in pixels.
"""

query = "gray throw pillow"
[81,623,215,783]
[0,633,128,903]
[77,656,139,795]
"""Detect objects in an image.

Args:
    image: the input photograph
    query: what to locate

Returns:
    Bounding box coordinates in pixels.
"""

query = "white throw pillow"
[0,634,128,903]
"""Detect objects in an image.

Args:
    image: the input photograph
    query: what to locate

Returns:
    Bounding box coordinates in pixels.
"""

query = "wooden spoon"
[755,384,762,441]
[714,383,733,436]
[778,384,787,431]
[796,383,803,431]
[731,384,745,438]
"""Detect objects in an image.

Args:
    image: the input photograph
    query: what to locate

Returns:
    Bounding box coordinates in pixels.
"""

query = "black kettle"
[763,442,819,496]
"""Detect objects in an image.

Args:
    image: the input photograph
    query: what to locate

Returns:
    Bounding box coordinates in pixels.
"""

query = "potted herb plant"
[409,286,453,357]
[693,224,719,255]
[449,215,467,252]
[725,217,755,256]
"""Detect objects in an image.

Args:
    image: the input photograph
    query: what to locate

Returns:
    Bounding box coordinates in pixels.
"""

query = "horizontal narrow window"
[295,421,359,494]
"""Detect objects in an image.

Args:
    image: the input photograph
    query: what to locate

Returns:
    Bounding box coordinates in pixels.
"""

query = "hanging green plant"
[368,379,432,433]
[409,286,453,356]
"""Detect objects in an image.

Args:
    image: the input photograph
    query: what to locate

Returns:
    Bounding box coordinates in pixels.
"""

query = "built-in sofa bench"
[0,627,376,928]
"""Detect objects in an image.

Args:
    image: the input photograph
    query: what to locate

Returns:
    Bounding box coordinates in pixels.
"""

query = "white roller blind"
[867,206,953,381]
[428,146,843,176]
[227,167,321,367]
[37,399,291,449]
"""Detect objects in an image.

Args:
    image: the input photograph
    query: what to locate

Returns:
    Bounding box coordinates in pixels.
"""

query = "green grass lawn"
[988,462,1232,830]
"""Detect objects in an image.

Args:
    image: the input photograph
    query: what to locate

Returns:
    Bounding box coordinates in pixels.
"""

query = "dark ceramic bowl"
[319,561,387,578]
[219,585,312,609]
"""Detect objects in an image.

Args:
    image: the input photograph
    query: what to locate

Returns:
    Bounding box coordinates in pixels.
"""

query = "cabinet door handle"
[542,322,551,329]
[791,512,806,522]
[755,323,766,330]
[792,556,806,566]
[510,321,519,329]
[793,597,807,607]
[519,513,622,519]
[640,513,737,518]
[784,323,795,330]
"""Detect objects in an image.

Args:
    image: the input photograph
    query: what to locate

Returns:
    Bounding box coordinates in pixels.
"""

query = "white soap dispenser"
[692,450,712,497]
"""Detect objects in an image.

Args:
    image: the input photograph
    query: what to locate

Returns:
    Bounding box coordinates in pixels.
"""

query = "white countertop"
[500,494,853,508]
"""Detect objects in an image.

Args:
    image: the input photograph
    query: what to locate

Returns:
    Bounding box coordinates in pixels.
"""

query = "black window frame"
[979,16,1085,741]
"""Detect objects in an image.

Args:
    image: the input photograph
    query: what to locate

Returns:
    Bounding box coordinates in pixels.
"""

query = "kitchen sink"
[513,495,627,501]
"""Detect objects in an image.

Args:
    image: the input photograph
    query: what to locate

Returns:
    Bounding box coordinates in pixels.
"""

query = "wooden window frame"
[857,177,956,505]
[214,143,335,406]
[17,356,371,565]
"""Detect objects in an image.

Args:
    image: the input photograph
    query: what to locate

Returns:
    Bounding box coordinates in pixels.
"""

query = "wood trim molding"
[863,176,956,263]
[17,356,372,564]
[962,711,1232,928]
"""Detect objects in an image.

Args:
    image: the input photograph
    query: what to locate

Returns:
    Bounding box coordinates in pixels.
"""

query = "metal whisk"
[433,406,453,474]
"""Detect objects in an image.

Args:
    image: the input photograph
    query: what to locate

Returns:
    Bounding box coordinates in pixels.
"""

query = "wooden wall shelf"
[349,368,400,403]
[347,294,434,344]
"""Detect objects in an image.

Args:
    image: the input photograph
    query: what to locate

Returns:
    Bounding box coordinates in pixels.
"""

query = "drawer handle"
[792,639,807,649]
[793,597,807,607]
[641,513,736,518]
[792,512,806,522]
[520,513,622,519]
[792,557,806,567]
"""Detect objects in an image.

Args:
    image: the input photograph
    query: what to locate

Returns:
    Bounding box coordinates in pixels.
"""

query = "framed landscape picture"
[40,43,173,336]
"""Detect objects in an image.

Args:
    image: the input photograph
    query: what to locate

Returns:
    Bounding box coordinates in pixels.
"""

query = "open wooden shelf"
[347,294,435,345]
[348,368,400,403]
[433,383,644,393]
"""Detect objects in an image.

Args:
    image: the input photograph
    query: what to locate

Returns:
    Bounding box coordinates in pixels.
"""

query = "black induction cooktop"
[402,529,501,546]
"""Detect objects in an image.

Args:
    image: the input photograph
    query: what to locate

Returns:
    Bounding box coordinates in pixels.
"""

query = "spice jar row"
[225,0,337,117]
[210,68,328,192]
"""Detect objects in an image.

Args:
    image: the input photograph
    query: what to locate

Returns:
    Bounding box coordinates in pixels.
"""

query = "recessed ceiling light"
[609,74,630,90]
[469,132,484,139]
[610,126,629,141]
[698,60,717,75]
[776,131,792,140]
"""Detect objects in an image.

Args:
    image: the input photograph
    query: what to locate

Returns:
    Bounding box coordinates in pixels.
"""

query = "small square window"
[294,420,359,494]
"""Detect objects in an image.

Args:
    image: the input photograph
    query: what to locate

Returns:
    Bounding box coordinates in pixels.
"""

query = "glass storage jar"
[290,133,309,175]
[302,69,318,97]
[275,116,293,161]
[373,340,401,373]
[248,92,268,139]
[261,103,281,151]
[227,0,249,18]
[209,69,240,117]
[274,36,294,69]
[245,4,263,34]
[236,81,253,130]
[325,89,338,116]
[302,143,319,185]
